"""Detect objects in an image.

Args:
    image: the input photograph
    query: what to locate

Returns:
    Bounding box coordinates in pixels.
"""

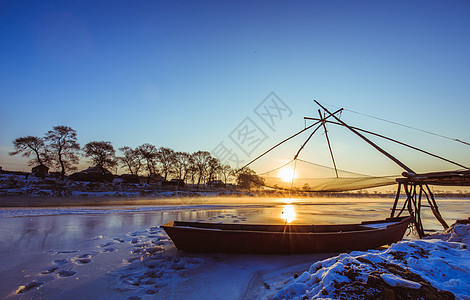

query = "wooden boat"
[161,215,413,254]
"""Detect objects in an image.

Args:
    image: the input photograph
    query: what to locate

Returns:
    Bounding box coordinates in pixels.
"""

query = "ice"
[0,204,242,218]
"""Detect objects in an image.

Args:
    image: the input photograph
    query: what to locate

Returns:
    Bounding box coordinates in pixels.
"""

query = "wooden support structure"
[391,171,470,237]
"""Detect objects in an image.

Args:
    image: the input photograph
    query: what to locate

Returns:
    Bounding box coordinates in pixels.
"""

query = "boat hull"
[161,216,413,254]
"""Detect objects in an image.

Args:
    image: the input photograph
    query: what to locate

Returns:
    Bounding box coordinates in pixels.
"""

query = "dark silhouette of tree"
[137,143,159,183]
[156,147,175,181]
[236,167,264,190]
[171,152,192,181]
[9,136,50,167]
[219,164,233,185]
[207,157,222,184]
[186,163,198,185]
[45,126,80,180]
[118,146,142,175]
[83,141,116,170]
[192,151,211,187]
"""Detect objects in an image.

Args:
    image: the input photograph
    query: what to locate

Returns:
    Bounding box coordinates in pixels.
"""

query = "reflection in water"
[281,205,296,223]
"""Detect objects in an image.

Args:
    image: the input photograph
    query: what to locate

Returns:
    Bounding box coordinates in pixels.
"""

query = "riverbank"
[2,172,470,206]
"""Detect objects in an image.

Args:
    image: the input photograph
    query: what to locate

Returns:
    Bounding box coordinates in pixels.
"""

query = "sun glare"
[281,205,296,223]
[278,167,296,183]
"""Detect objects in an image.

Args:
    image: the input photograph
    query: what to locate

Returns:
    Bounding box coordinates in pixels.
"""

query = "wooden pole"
[424,185,449,229]
[391,183,401,217]
[293,123,323,160]
[303,118,469,170]
[238,108,343,172]
[403,182,424,238]
[416,185,424,236]
[314,100,416,174]
[319,110,339,178]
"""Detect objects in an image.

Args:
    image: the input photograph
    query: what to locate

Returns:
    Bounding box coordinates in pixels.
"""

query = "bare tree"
[191,151,211,187]
[156,147,175,181]
[172,152,193,182]
[219,164,233,185]
[186,163,198,185]
[207,157,222,185]
[137,143,159,183]
[9,136,50,167]
[83,141,116,171]
[118,146,142,175]
[45,126,80,179]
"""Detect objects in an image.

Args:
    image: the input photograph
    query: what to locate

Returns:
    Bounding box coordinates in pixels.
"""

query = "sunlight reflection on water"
[281,204,296,223]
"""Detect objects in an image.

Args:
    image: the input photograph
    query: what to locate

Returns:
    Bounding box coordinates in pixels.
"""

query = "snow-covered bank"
[273,223,470,299]
[0,173,241,201]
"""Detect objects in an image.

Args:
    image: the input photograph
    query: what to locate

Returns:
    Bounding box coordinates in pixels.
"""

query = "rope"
[317,101,470,146]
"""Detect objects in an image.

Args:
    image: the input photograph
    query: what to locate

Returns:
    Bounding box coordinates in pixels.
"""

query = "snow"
[0,173,240,198]
[361,221,397,229]
[273,223,470,300]
[380,273,421,289]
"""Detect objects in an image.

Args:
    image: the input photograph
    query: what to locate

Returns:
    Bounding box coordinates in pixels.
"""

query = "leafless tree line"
[9,125,236,185]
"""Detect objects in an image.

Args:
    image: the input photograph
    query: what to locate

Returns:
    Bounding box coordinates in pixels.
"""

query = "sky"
[1,0,469,176]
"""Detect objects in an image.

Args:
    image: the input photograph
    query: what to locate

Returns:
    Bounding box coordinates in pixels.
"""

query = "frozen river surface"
[0,197,469,299]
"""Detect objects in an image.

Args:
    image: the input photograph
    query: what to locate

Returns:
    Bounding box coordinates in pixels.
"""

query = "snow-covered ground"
[273,222,470,300]
[0,173,237,198]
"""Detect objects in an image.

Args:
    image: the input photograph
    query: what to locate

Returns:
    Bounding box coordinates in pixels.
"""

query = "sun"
[278,167,296,183]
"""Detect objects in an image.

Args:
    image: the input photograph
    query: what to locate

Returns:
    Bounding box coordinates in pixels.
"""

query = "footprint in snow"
[102,247,116,253]
[58,269,76,277]
[41,267,58,274]
[16,280,44,294]
[75,258,91,264]
[53,259,68,265]
[151,240,166,246]
[73,254,92,264]
[56,250,78,254]
[114,237,125,243]
[100,241,114,247]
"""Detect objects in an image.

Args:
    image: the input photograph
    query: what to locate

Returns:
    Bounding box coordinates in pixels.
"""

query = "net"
[257,159,397,192]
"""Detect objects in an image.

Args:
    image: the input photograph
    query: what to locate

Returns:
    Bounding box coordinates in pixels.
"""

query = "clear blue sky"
[1,0,469,175]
